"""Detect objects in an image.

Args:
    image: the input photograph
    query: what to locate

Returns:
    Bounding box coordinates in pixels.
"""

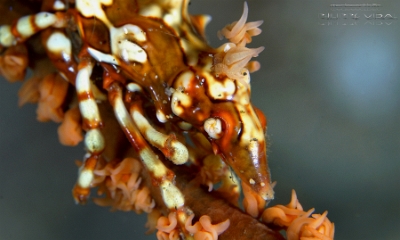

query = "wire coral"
[156,212,180,239]
[262,190,335,240]
[185,214,230,240]
[213,2,264,84]
[36,73,69,122]
[0,44,28,82]
[91,157,155,213]
[57,107,83,146]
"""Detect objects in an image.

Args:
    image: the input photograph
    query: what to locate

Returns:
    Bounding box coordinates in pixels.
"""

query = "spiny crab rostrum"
[0,0,334,239]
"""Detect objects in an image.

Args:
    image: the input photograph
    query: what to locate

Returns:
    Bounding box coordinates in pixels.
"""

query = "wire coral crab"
[0,0,334,239]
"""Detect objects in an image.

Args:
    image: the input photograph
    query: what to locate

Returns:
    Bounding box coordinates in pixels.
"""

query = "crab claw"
[230,138,274,201]
[204,101,274,201]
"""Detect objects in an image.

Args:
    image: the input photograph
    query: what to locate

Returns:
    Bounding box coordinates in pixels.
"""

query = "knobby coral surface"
[0,0,334,239]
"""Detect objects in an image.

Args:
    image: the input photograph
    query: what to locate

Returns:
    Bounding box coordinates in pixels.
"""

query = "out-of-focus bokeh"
[1,0,399,239]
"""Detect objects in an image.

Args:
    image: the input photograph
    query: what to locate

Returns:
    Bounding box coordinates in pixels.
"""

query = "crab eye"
[204,118,223,139]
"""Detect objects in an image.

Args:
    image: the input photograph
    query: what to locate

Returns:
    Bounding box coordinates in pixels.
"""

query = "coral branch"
[169,166,285,240]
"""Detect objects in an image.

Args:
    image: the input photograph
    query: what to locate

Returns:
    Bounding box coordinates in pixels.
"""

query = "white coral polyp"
[213,2,264,85]
[213,45,264,82]
[217,2,263,46]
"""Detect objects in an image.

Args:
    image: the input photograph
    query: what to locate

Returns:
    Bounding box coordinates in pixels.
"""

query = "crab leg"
[72,60,105,203]
[0,12,65,47]
[108,83,183,206]
[107,82,196,235]
[41,29,78,84]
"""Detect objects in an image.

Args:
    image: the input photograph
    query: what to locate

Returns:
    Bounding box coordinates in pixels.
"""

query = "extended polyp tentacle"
[72,60,105,203]
[0,11,66,47]
[108,82,196,237]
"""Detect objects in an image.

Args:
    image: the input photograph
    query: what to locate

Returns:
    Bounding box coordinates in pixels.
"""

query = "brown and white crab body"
[0,1,333,239]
